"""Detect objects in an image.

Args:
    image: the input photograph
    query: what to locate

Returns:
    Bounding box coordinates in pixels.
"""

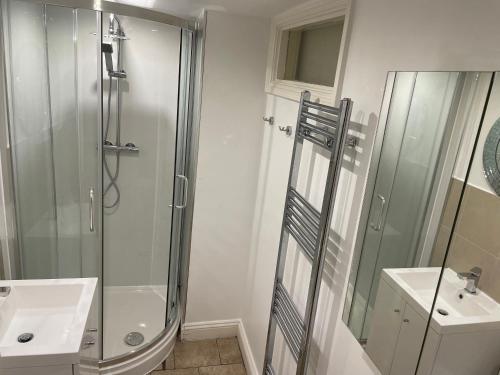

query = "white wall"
[242,95,298,368]
[241,0,500,374]
[185,11,270,323]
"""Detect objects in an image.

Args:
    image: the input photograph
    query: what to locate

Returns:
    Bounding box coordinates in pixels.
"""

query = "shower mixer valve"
[103,141,140,153]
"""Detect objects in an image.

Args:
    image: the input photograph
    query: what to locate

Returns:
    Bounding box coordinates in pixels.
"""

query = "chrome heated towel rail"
[263,91,353,375]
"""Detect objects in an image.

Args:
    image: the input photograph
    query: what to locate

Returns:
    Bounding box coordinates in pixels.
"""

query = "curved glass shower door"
[100,12,183,359]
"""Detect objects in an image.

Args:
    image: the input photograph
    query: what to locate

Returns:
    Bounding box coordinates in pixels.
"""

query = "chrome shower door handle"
[177,175,189,209]
[89,188,95,232]
[169,175,189,209]
[369,194,386,231]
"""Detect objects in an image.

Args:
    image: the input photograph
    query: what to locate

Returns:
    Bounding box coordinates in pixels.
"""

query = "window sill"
[266,79,337,104]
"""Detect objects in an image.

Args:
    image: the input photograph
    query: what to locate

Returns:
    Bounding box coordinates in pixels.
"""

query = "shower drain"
[124,332,144,346]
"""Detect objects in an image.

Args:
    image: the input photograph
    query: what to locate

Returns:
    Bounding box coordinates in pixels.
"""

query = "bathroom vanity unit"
[366,268,500,375]
[0,278,97,375]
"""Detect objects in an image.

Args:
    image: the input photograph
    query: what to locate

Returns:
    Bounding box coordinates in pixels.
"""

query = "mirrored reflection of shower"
[103,14,137,209]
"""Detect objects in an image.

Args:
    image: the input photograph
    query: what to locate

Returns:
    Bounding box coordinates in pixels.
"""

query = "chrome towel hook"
[263,116,275,125]
[279,126,292,136]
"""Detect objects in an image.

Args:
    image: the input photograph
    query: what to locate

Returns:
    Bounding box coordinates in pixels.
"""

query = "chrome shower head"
[102,43,114,73]
[109,14,125,37]
[102,43,127,78]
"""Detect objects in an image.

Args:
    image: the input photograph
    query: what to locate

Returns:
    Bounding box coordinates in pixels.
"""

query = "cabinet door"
[366,279,405,375]
[390,304,427,375]
[416,326,440,375]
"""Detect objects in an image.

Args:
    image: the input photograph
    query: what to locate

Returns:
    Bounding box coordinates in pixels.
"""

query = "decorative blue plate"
[483,118,500,195]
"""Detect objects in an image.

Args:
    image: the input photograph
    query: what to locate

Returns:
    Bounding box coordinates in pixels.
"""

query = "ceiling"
[113,0,306,18]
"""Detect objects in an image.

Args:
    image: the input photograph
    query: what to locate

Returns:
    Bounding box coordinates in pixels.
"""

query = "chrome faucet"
[458,266,482,294]
[0,286,11,297]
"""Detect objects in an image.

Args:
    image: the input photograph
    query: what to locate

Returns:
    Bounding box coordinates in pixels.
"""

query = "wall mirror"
[342,71,495,375]
[417,72,500,375]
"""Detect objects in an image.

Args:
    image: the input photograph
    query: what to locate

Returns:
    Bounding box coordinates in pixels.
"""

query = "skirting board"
[182,319,259,375]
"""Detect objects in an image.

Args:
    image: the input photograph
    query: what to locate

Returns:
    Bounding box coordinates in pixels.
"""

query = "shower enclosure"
[0,0,200,371]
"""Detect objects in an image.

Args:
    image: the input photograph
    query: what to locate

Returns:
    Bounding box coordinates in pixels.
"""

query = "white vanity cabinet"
[366,278,426,375]
[367,268,500,375]
[0,279,97,375]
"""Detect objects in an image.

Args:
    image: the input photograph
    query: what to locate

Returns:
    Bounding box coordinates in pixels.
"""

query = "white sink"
[382,268,500,334]
[0,278,97,369]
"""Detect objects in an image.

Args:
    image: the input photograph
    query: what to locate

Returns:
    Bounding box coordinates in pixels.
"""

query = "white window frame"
[265,0,351,104]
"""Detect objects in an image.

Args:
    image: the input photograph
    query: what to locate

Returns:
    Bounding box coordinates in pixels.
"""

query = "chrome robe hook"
[279,126,292,136]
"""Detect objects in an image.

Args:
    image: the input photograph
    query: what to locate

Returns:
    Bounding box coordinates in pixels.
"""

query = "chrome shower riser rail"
[263,91,353,375]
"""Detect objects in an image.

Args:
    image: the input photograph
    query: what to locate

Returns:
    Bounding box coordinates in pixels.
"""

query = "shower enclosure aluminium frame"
[342,72,395,329]
[0,0,204,370]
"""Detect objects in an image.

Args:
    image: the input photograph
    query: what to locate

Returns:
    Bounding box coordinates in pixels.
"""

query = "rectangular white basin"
[382,268,500,334]
[0,278,97,369]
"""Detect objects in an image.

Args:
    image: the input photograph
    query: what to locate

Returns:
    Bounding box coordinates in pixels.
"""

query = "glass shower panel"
[347,73,417,338]
[349,72,461,339]
[3,0,101,358]
[101,13,180,359]
[46,5,84,277]
[74,9,101,282]
[3,0,57,278]
[2,1,100,280]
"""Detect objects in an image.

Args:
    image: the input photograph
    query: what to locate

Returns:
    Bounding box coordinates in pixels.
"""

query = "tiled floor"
[153,337,247,375]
